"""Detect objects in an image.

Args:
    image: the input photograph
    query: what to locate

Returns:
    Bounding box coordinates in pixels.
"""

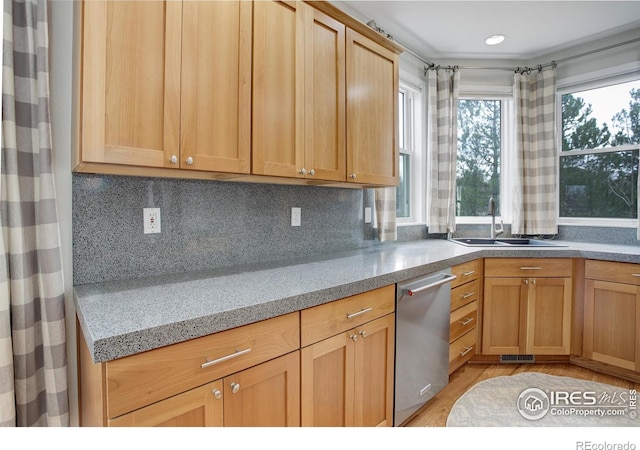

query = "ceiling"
[334,1,640,62]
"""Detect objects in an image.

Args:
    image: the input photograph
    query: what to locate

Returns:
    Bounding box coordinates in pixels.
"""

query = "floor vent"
[500,354,535,363]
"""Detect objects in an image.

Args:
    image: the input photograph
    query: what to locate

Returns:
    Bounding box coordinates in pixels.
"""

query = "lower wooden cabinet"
[584,260,640,373]
[301,313,395,427]
[482,259,572,355]
[109,351,299,427]
[300,285,396,427]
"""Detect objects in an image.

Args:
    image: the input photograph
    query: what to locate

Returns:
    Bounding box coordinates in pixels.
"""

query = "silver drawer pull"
[459,317,474,326]
[460,346,474,357]
[347,307,373,319]
[201,348,251,369]
[462,271,476,276]
[632,274,640,277]
[461,292,474,299]
[520,266,542,270]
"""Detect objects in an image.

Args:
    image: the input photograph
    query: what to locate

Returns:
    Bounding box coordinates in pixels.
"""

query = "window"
[559,79,640,221]
[396,77,424,222]
[456,98,505,219]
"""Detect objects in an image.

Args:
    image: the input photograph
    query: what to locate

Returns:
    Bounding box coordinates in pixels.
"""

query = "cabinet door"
[82,1,181,168]
[301,331,355,426]
[253,0,306,178]
[526,277,572,355]
[181,1,251,173]
[482,278,527,355]
[108,380,223,427]
[346,28,399,185]
[223,352,300,427]
[584,280,640,372]
[353,314,394,427]
[304,9,346,182]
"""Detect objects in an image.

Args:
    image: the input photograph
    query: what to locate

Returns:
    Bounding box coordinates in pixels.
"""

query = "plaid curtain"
[374,187,396,242]
[512,68,558,235]
[427,68,460,234]
[1,0,69,426]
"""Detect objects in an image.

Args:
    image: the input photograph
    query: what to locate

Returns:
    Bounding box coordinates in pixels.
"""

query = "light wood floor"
[403,362,640,427]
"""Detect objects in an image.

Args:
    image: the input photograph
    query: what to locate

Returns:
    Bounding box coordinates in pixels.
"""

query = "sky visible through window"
[572,79,640,131]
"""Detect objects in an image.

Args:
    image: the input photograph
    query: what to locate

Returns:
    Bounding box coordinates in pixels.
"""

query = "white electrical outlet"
[364,207,372,224]
[291,207,301,227]
[143,208,161,234]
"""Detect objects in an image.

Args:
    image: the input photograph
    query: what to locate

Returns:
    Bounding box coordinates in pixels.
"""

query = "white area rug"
[446,372,639,427]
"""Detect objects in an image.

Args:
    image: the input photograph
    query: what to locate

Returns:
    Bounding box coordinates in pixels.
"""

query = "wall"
[49,0,77,427]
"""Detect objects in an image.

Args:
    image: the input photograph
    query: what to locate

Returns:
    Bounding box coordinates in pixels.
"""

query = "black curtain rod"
[417,36,640,74]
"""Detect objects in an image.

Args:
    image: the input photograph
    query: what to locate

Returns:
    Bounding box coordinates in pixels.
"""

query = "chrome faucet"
[488,197,504,239]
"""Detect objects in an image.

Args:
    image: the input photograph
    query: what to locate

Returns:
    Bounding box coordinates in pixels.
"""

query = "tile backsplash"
[72,174,422,285]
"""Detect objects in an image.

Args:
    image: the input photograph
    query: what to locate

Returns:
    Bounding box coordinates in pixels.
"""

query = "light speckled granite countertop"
[74,239,640,363]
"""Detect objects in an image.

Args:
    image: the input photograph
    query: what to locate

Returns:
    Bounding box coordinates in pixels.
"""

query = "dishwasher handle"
[404,274,457,296]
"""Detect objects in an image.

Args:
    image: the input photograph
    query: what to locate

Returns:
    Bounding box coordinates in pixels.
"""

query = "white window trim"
[397,70,426,226]
[455,93,515,225]
[556,73,640,227]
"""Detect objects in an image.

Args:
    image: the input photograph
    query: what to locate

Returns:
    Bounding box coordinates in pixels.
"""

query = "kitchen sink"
[450,237,567,247]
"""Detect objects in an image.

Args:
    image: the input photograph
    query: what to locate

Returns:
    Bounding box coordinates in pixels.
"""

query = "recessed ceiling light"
[485,34,505,46]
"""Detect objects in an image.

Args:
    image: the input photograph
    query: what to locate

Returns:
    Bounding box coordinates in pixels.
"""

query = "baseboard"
[570,356,640,384]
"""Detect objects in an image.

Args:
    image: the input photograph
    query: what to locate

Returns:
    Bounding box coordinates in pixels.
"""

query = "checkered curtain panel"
[374,187,396,242]
[512,69,558,235]
[1,0,69,426]
[427,69,460,234]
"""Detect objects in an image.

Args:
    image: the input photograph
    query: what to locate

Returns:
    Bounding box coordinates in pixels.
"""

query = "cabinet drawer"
[485,258,572,278]
[451,260,480,289]
[449,329,477,373]
[450,302,478,343]
[106,312,300,419]
[451,279,479,311]
[300,285,395,347]
[585,259,640,285]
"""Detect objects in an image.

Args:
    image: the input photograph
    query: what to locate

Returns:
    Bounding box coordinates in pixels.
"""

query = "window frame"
[556,74,640,227]
[397,71,425,225]
[454,92,514,225]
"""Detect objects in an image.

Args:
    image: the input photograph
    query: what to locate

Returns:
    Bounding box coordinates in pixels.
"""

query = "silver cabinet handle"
[298,168,307,175]
[405,274,457,296]
[349,173,357,180]
[170,155,178,164]
[350,334,358,342]
[520,266,542,270]
[347,307,373,319]
[186,156,194,165]
[459,317,474,326]
[524,279,529,285]
[632,274,640,277]
[462,270,476,277]
[308,169,315,176]
[230,382,240,394]
[201,348,251,369]
[461,292,474,299]
[460,346,474,357]
[212,389,222,400]
[359,330,367,338]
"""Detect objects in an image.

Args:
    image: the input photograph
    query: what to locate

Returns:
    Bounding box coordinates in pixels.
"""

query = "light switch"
[291,207,301,227]
[364,207,372,224]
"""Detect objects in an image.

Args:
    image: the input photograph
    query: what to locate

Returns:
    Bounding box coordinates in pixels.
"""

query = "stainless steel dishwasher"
[394,269,456,426]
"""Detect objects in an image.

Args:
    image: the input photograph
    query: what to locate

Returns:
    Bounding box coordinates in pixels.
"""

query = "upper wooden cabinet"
[253,1,346,182]
[77,0,401,186]
[79,1,251,173]
[346,28,399,185]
